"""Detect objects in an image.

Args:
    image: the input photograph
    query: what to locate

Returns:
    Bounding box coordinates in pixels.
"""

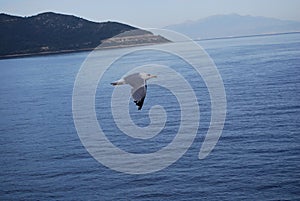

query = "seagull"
[111,72,157,110]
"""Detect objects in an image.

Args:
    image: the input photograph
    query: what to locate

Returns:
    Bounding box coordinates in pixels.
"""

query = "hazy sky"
[1,0,300,28]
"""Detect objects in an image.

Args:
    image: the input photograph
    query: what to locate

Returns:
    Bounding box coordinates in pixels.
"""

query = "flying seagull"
[111,72,157,110]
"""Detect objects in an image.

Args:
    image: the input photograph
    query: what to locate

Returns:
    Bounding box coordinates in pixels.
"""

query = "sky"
[1,0,300,28]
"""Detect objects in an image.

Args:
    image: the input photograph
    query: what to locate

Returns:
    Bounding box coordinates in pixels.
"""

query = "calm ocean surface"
[0,33,299,200]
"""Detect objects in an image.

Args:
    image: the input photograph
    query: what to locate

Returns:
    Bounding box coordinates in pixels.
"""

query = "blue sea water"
[0,33,300,200]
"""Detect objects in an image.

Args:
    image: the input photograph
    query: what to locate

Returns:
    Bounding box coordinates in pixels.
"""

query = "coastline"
[1,31,299,60]
[0,34,170,60]
[0,42,169,60]
[0,48,94,60]
[195,31,300,41]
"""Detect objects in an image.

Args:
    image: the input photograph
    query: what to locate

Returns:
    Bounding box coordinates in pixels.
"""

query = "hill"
[165,14,300,39]
[0,12,169,58]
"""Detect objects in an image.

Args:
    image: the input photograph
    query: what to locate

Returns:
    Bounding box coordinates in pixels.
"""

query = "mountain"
[0,12,169,58]
[165,14,300,39]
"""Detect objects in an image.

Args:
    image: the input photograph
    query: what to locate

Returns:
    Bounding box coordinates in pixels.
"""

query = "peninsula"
[0,12,169,59]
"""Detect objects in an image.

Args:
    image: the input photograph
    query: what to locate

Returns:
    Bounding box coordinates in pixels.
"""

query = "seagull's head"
[140,73,157,80]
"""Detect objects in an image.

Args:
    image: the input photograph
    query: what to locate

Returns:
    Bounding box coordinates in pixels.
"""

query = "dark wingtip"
[134,98,145,110]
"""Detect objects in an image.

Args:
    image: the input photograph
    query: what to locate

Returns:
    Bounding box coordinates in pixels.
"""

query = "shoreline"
[0,33,170,60]
[1,31,299,60]
[195,31,300,41]
[0,48,94,60]
[0,42,169,60]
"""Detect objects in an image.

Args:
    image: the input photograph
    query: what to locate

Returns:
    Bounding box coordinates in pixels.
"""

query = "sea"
[0,33,299,200]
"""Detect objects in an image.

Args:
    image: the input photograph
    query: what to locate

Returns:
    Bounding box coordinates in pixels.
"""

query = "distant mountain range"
[165,14,300,39]
[0,12,169,58]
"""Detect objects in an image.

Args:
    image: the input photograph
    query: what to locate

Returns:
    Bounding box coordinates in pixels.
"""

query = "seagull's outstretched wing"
[124,73,147,110]
[132,85,147,110]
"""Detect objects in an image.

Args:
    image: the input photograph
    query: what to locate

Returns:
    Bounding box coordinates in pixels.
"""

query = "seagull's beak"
[151,75,157,78]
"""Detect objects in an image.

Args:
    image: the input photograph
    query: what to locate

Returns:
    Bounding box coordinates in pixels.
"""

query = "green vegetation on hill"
[0,12,166,58]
